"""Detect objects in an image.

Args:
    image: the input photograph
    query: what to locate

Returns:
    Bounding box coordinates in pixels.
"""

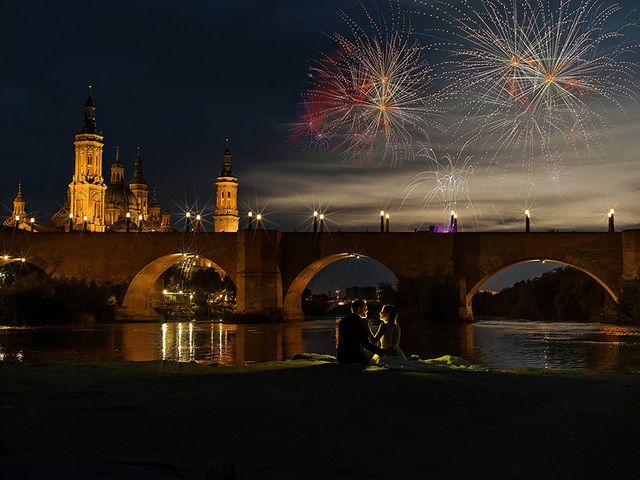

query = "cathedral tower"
[129,146,149,219]
[213,144,239,232]
[68,85,107,231]
[11,181,26,221]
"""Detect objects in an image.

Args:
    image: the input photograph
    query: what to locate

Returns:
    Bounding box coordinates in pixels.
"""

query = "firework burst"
[296,1,442,166]
[402,143,475,227]
[413,0,639,174]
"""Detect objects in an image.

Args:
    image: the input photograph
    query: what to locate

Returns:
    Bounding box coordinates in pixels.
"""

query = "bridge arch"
[283,253,398,320]
[464,258,619,319]
[123,253,235,319]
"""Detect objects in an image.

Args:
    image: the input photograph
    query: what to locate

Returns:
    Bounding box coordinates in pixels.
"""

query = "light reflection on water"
[0,319,639,370]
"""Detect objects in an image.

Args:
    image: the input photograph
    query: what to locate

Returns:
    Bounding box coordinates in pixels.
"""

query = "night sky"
[2,0,639,292]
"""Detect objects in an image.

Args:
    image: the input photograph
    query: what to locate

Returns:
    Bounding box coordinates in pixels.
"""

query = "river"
[1,319,639,370]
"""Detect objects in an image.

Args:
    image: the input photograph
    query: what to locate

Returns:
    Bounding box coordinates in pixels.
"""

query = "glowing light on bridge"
[608,208,615,232]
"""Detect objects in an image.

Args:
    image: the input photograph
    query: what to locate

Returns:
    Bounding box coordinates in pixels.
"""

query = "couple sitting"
[336,299,407,365]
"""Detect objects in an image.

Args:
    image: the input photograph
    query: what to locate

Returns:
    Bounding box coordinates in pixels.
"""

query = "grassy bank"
[0,361,638,479]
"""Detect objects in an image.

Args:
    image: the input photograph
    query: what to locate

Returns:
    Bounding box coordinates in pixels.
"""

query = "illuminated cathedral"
[4,86,240,233]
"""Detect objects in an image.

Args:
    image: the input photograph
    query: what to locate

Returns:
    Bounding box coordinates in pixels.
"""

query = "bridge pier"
[235,231,284,318]
[457,277,474,322]
[623,230,640,281]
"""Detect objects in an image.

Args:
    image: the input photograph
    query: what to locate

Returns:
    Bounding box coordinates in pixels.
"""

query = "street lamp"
[185,211,191,233]
[608,209,615,233]
[319,213,325,233]
[30,217,35,232]
[248,211,253,230]
[385,213,390,233]
[138,214,143,232]
[380,210,385,233]
[256,213,262,230]
[450,210,456,231]
[313,210,319,233]
[525,210,531,233]
[82,215,88,232]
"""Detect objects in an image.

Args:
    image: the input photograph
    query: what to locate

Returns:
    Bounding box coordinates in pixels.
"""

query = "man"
[336,299,387,364]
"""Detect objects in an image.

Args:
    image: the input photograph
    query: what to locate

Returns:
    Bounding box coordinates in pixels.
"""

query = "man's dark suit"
[336,313,386,364]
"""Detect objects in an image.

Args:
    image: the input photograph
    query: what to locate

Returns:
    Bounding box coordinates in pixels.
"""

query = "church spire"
[130,146,149,220]
[110,145,124,184]
[15,180,24,201]
[80,83,98,134]
[220,138,233,177]
[131,146,147,184]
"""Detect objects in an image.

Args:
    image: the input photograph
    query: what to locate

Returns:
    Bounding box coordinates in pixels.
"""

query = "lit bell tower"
[68,84,106,231]
[213,141,239,232]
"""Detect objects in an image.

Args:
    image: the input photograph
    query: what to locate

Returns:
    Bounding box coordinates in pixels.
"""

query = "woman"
[372,304,407,364]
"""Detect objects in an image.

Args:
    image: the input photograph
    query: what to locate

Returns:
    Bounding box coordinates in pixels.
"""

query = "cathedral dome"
[105,182,138,211]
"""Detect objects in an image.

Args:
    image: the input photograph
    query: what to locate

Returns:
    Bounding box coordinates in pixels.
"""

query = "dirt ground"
[0,361,638,479]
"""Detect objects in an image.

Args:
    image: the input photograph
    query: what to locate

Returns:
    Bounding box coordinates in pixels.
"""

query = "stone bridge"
[2,229,639,320]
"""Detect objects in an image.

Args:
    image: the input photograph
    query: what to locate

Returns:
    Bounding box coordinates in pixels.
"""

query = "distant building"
[3,182,32,231]
[2,182,55,232]
[8,86,239,233]
[3,181,27,228]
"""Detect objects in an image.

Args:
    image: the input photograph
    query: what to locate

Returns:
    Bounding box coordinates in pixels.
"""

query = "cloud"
[242,107,640,233]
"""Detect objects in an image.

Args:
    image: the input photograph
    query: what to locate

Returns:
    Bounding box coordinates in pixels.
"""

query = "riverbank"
[1,361,638,479]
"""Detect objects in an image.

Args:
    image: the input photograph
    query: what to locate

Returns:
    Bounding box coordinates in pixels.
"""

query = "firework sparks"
[413,0,639,174]
[296,1,442,166]
[402,143,475,227]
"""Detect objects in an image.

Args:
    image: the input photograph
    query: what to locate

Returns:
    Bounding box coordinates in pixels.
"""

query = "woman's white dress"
[373,323,407,364]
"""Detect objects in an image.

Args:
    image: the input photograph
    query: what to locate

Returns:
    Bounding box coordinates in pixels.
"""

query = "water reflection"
[0,320,639,370]
[469,321,640,370]
[115,322,307,365]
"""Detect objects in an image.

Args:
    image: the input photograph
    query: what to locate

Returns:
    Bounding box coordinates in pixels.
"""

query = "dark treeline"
[0,274,116,324]
[4,266,640,326]
[473,267,617,322]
